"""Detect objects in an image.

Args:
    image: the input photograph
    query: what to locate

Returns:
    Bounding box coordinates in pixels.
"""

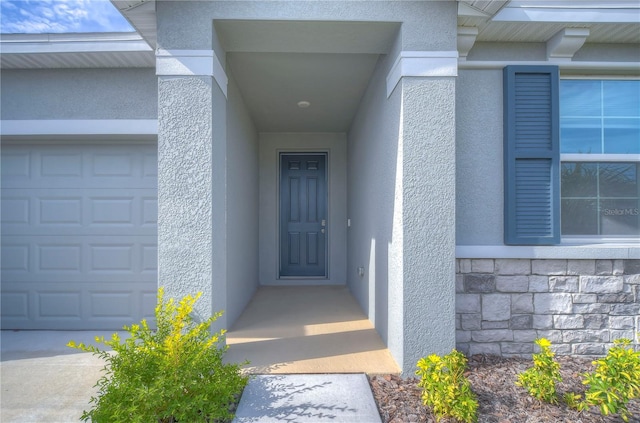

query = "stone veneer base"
[456,259,640,356]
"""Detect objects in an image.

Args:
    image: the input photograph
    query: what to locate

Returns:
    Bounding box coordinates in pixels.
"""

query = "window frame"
[559,75,640,243]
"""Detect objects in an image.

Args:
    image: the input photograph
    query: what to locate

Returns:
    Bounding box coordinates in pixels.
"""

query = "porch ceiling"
[227,52,381,133]
[216,20,399,133]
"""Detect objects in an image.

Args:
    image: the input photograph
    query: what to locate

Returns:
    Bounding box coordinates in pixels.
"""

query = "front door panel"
[280,154,327,277]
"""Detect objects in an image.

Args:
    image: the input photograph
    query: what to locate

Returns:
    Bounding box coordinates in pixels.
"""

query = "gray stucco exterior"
[157,75,218,326]
[1,1,639,376]
[456,69,504,246]
[347,48,457,369]
[226,73,259,326]
[348,51,402,355]
[1,68,157,120]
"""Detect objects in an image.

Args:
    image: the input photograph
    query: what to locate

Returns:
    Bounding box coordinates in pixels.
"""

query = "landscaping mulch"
[369,355,640,423]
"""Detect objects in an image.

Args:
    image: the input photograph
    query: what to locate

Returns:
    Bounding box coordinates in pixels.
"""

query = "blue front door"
[280,153,327,277]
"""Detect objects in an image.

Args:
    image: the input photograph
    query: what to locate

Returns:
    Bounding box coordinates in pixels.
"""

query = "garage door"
[1,142,157,330]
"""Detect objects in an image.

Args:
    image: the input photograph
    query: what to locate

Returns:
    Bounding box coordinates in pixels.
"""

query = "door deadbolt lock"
[321,219,326,227]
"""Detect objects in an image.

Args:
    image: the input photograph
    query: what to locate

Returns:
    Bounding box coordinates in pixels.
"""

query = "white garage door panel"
[2,146,157,188]
[1,236,157,281]
[1,285,157,330]
[2,191,157,236]
[1,143,157,330]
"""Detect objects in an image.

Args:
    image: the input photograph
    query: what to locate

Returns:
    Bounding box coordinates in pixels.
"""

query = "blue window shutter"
[504,66,560,245]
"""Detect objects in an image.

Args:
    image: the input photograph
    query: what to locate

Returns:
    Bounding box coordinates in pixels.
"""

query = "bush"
[416,349,478,423]
[516,338,562,404]
[576,338,640,422]
[68,288,248,423]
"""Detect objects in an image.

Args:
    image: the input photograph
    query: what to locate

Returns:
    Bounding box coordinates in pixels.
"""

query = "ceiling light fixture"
[297,101,311,108]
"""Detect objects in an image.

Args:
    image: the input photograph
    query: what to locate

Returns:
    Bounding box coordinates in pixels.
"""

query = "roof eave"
[110,0,157,49]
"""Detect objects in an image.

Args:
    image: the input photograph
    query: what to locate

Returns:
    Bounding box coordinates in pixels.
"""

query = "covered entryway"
[1,142,157,330]
[150,2,458,375]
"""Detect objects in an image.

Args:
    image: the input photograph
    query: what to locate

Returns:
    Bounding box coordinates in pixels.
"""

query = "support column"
[157,50,228,331]
[388,51,458,375]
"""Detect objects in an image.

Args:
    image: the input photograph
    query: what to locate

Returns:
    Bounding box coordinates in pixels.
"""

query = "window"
[503,67,639,245]
[560,80,640,237]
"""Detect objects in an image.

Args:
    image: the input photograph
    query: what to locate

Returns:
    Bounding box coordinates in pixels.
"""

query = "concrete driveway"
[1,331,116,423]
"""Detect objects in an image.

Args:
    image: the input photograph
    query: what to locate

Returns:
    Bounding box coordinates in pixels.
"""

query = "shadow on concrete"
[225,286,400,374]
[238,376,354,421]
[233,374,380,423]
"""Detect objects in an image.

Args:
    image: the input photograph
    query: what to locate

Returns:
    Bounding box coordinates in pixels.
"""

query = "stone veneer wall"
[456,259,640,356]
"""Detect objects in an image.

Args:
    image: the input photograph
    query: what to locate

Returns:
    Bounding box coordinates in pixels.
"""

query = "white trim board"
[156,49,228,98]
[459,60,640,70]
[561,154,640,162]
[1,119,158,136]
[386,51,458,98]
[456,245,640,260]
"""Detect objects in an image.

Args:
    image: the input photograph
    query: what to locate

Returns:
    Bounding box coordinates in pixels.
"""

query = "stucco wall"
[258,133,347,286]
[574,44,640,62]
[347,52,401,353]
[401,76,457,374]
[348,51,458,376]
[0,68,157,120]
[455,69,504,245]
[157,0,456,51]
[225,74,259,325]
[158,75,220,327]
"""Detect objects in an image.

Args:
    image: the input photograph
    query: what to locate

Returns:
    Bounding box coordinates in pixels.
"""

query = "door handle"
[321,228,325,234]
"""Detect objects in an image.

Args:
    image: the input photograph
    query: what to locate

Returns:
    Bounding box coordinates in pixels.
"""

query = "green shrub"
[516,338,562,404]
[68,288,248,423]
[416,350,478,423]
[576,338,640,422]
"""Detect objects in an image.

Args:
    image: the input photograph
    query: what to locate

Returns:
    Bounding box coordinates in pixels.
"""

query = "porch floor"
[225,286,400,375]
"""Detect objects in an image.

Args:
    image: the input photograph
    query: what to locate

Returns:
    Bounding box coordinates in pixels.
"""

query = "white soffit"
[0,32,154,68]
[494,1,640,23]
[111,0,157,49]
[459,1,509,17]
[458,3,491,18]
